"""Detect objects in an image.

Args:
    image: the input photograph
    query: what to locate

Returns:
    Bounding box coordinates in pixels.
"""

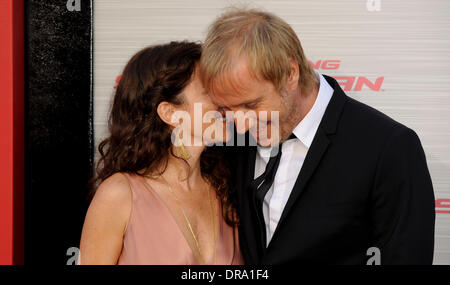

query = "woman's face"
[174,68,231,145]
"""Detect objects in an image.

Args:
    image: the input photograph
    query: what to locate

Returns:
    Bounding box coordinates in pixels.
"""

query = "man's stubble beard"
[278,89,299,142]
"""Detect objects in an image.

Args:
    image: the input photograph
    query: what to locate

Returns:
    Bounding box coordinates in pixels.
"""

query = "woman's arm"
[79,173,132,264]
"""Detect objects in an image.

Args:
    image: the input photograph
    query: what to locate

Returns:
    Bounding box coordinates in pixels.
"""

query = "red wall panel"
[0,0,24,265]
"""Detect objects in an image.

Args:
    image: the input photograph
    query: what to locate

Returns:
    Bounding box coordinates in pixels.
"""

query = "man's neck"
[285,82,319,139]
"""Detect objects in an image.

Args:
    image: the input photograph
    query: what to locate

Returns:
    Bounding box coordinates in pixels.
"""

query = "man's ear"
[156,101,177,128]
[286,59,300,91]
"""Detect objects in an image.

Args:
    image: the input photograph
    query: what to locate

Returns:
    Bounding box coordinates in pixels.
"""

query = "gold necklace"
[160,174,217,265]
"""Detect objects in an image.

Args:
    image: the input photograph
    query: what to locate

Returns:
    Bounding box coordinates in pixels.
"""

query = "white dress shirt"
[254,71,334,247]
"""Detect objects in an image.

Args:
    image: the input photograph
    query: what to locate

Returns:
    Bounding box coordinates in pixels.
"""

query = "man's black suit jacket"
[225,74,435,265]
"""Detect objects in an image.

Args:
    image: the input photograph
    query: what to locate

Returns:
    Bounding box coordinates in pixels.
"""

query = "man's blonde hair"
[200,8,318,94]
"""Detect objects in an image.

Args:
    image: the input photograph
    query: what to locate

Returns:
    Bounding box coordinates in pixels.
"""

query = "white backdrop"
[93,0,450,264]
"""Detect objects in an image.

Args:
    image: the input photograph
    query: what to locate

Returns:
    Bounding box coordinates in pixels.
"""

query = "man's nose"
[234,119,249,134]
[233,112,257,134]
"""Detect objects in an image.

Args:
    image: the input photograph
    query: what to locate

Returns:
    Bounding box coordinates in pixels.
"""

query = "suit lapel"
[235,134,261,264]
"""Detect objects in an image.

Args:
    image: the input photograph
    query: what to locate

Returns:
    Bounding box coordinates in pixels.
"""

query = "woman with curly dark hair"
[79,41,244,265]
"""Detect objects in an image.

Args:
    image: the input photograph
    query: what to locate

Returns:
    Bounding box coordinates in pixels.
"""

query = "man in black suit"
[199,8,435,264]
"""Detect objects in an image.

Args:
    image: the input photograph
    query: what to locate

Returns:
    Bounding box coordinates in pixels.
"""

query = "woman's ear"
[286,59,300,91]
[157,101,177,128]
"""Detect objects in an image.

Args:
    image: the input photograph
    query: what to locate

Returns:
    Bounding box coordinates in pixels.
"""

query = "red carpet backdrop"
[92,0,450,263]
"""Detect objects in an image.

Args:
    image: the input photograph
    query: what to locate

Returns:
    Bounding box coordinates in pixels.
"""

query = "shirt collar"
[291,70,334,148]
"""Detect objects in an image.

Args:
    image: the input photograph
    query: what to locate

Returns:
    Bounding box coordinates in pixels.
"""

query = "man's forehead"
[209,83,264,109]
[208,62,262,107]
[208,89,244,108]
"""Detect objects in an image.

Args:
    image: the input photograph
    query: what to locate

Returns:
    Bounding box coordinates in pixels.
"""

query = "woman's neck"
[163,143,206,193]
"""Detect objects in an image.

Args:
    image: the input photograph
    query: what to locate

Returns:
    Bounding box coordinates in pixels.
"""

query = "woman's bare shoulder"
[94,172,132,202]
[86,173,133,231]
[80,172,132,264]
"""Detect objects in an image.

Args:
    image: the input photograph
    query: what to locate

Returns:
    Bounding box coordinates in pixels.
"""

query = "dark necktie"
[249,143,283,251]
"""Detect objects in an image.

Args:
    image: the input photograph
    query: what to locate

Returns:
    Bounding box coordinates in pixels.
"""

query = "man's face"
[208,56,293,146]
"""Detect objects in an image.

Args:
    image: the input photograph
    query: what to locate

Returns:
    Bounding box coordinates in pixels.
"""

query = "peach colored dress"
[117,172,244,265]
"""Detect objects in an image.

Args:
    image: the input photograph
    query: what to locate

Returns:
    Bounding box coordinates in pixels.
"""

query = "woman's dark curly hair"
[89,41,238,226]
